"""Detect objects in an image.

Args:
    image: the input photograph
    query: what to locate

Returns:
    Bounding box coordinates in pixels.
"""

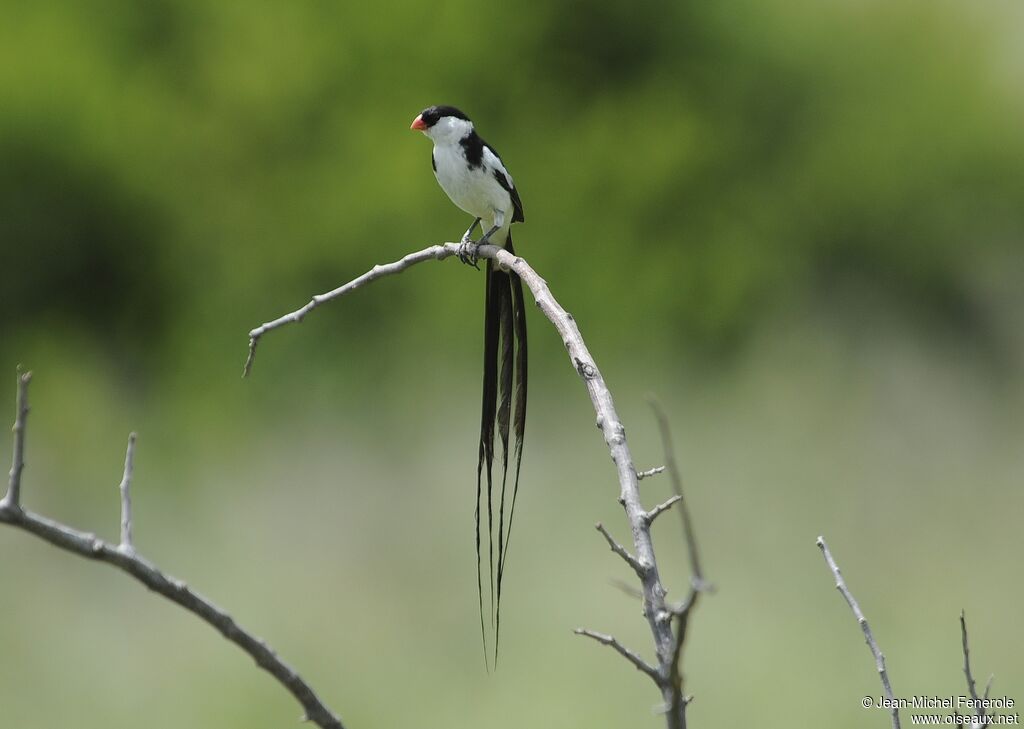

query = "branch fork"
[0,372,345,729]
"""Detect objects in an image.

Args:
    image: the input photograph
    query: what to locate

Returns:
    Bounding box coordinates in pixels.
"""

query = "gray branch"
[649,399,710,728]
[596,522,646,577]
[650,400,705,587]
[643,495,682,525]
[244,244,459,377]
[574,628,661,683]
[244,241,688,727]
[1,368,31,509]
[0,373,345,729]
[118,432,137,554]
[816,536,900,729]
[637,466,665,481]
[959,611,988,727]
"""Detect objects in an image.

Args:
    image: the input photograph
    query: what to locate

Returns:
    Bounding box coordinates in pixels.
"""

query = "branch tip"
[574,628,661,684]
[644,494,681,524]
[595,522,645,576]
[636,466,665,481]
[243,336,259,378]
[817,536,900,729]
[960,610,988,724]
[3,367,33,509]
[118,432,138,552]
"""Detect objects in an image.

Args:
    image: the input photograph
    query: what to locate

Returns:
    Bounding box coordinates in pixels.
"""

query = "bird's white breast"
[432,143,512,228]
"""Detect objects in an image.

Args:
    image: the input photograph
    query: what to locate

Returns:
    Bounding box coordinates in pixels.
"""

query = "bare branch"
[246,241,686,726]
[646,399,711,729]
[816,536,900,729]
[643,495,681,525]
[960,611,988,725]
[118,432,137,554]
[666,585,697,708]
[574,628,661,684]
[0,373,345,729]
[670,588,698,617]
[649,399,704,584]
[2,368,32,509]
[244,244,455,376]
[596,522,645,577]
[637,466,665,481]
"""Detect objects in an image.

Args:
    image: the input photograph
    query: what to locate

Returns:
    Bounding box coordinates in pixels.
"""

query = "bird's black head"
[416,105,471,128]
[410,105,474,137]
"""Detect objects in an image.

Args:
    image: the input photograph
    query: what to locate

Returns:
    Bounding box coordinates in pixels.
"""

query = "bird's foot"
[476,224,501,248]
[457,240,481,269]
[462,217,482,243]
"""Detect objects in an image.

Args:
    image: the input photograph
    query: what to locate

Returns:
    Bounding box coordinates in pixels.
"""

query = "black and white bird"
[411,105,527,668]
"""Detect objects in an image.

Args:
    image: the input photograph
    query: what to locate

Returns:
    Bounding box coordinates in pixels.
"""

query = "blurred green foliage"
[2,0,1021,375]
[0,1,1022,728]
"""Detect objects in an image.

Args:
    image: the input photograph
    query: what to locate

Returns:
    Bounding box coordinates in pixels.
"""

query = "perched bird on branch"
[411,105,527,668]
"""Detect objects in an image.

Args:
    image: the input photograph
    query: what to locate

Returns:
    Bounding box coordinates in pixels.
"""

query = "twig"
[0,373,345,729]
[596,522,645,577]
[118,432,137,554]
[643,495,681,525]
[1,367,32,509]
[649,400,703,584]
[574,628,661,683]
[244,244,455,377]
[245,241,685,727]
[637,466,665,481]
[816,536,900,729]
[960,611,987,726]
[648,399,710,728]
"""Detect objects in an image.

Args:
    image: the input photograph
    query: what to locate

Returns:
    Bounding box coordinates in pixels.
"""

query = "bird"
[411,105,527,668]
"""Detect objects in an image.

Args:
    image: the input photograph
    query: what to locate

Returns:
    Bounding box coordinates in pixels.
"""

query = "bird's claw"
[458,240,481,269]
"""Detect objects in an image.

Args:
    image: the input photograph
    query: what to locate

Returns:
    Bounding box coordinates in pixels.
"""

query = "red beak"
[410,115,428,131]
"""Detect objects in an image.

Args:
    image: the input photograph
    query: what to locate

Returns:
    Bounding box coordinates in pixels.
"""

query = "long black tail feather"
[476,235,528,670]
[500,262,528,572]
[476,261,501,670]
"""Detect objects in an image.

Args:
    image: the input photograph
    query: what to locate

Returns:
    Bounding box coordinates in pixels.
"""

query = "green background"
[1,1,1021,727]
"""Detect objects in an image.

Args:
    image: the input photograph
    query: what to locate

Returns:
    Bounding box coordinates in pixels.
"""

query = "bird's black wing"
[484,142,525,223]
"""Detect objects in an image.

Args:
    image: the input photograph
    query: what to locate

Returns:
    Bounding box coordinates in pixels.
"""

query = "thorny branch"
[960,611,991,728]
[0,371,345,729]
[816,537,900,729]
[244,241,707,729]
[649,399,709,724]
[574,628,660,682]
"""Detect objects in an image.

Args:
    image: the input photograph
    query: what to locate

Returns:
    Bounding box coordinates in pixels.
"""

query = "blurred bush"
[0,0,1021,372]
